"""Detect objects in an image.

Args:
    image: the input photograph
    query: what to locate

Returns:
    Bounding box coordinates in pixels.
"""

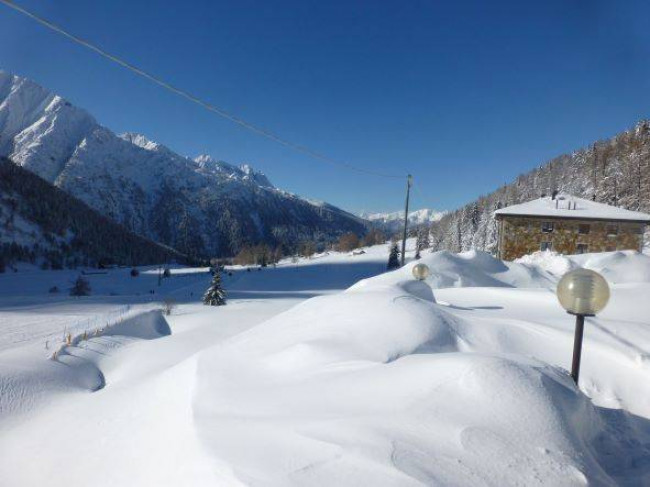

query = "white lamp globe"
[557,268,610,316]
[412,263,430,281]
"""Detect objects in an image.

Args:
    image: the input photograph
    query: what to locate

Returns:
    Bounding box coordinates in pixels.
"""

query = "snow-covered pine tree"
[387,243,401,270]
[414,227,429,260]
[70,276,91,296]
[203,272,226,306]
[419,227,430,250]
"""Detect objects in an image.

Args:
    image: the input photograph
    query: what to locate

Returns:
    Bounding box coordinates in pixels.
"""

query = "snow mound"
[191,273,620,485]
[0,310,171,419]
[352,250,557,290]
[515,250,578,277]
[516,250,650,284]
[350,249,650,293]
[574,250,650,284]
[100,309,171,340]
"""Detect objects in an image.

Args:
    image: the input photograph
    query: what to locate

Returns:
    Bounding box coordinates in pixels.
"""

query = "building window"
[541,222,554,233]
[578,224,590,235]
[634,225,644,235]
[607,225,618,236]
[540,241,552,251]
[576,243,588,254]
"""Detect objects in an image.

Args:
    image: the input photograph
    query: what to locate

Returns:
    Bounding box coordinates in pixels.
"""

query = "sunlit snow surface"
[1,245,649,486]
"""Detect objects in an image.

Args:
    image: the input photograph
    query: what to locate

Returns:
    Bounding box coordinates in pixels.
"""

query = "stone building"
[494,194,650,261]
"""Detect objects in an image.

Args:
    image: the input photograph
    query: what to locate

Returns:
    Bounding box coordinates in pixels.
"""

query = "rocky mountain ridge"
[0,70,366,257]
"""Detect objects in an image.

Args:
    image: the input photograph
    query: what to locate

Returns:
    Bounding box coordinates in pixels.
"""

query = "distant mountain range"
[0,70,366,258]
[359,208,445,233]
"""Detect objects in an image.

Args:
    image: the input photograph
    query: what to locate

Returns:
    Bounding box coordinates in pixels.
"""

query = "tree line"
[0,158,188,270]
[429,120,650,253]
[230,227,391,265]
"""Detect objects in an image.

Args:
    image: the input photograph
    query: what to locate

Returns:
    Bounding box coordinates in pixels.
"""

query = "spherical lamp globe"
[412,263,430,281]
[557,268,610,316]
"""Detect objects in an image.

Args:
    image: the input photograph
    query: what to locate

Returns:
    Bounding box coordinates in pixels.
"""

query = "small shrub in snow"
[203,272,226,306]
[70,276,91,296]
[48,286,59,293]
[130,267,140,277]
[163,268,171,278]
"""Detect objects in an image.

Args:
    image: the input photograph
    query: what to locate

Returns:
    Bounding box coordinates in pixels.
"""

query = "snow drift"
[189,267,638,485]
[2,248,649,485]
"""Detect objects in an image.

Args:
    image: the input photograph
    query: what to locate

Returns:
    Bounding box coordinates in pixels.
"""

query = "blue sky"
[1,0,649,214]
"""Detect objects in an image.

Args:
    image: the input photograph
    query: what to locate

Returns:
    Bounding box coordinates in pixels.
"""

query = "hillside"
[0,71,366,258]
[2,244,649,485]
[431,121,650,253]
[0,157,183,269]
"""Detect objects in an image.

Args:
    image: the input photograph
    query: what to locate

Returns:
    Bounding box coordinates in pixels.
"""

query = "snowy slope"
[0,158,182,267]
[0,71,366,256]
[1,246,649,485]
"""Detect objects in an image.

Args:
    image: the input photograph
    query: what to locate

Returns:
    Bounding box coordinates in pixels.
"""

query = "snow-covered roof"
[494,194,650,223]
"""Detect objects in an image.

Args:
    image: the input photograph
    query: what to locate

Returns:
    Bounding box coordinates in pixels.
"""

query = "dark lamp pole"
[557,269,610,385]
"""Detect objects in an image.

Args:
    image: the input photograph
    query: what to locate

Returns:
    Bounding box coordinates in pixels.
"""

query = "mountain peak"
[194,154,240,175]
[238,163,273,188]
[194,155,274,188]
[120,132,160,151]
[360,208,446,224]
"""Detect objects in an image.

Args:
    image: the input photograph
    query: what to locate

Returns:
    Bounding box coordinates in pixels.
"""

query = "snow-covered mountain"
[0,71,366,257]
[360,208,445,233]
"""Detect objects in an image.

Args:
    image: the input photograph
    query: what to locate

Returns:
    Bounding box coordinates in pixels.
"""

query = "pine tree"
[203,272,226,306]
[419,227,430,250]
[70,276,91,296]
[387,243,401,270]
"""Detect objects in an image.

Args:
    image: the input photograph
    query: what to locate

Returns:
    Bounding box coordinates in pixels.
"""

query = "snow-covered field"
[1,244,649,486]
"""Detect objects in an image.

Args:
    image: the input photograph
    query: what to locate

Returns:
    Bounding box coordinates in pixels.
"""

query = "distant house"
[494,194,650,261]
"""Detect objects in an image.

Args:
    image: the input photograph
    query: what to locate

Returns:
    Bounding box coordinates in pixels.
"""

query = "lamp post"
[556,268,610,384]
[408,263,434,302]
[412,263,430,281]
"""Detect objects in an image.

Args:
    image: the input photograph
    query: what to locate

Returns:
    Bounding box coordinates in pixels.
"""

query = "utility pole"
[401,174,413,267]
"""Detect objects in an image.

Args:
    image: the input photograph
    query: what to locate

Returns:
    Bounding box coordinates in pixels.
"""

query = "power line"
[411,179,432,210]
[0,0,404,179]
